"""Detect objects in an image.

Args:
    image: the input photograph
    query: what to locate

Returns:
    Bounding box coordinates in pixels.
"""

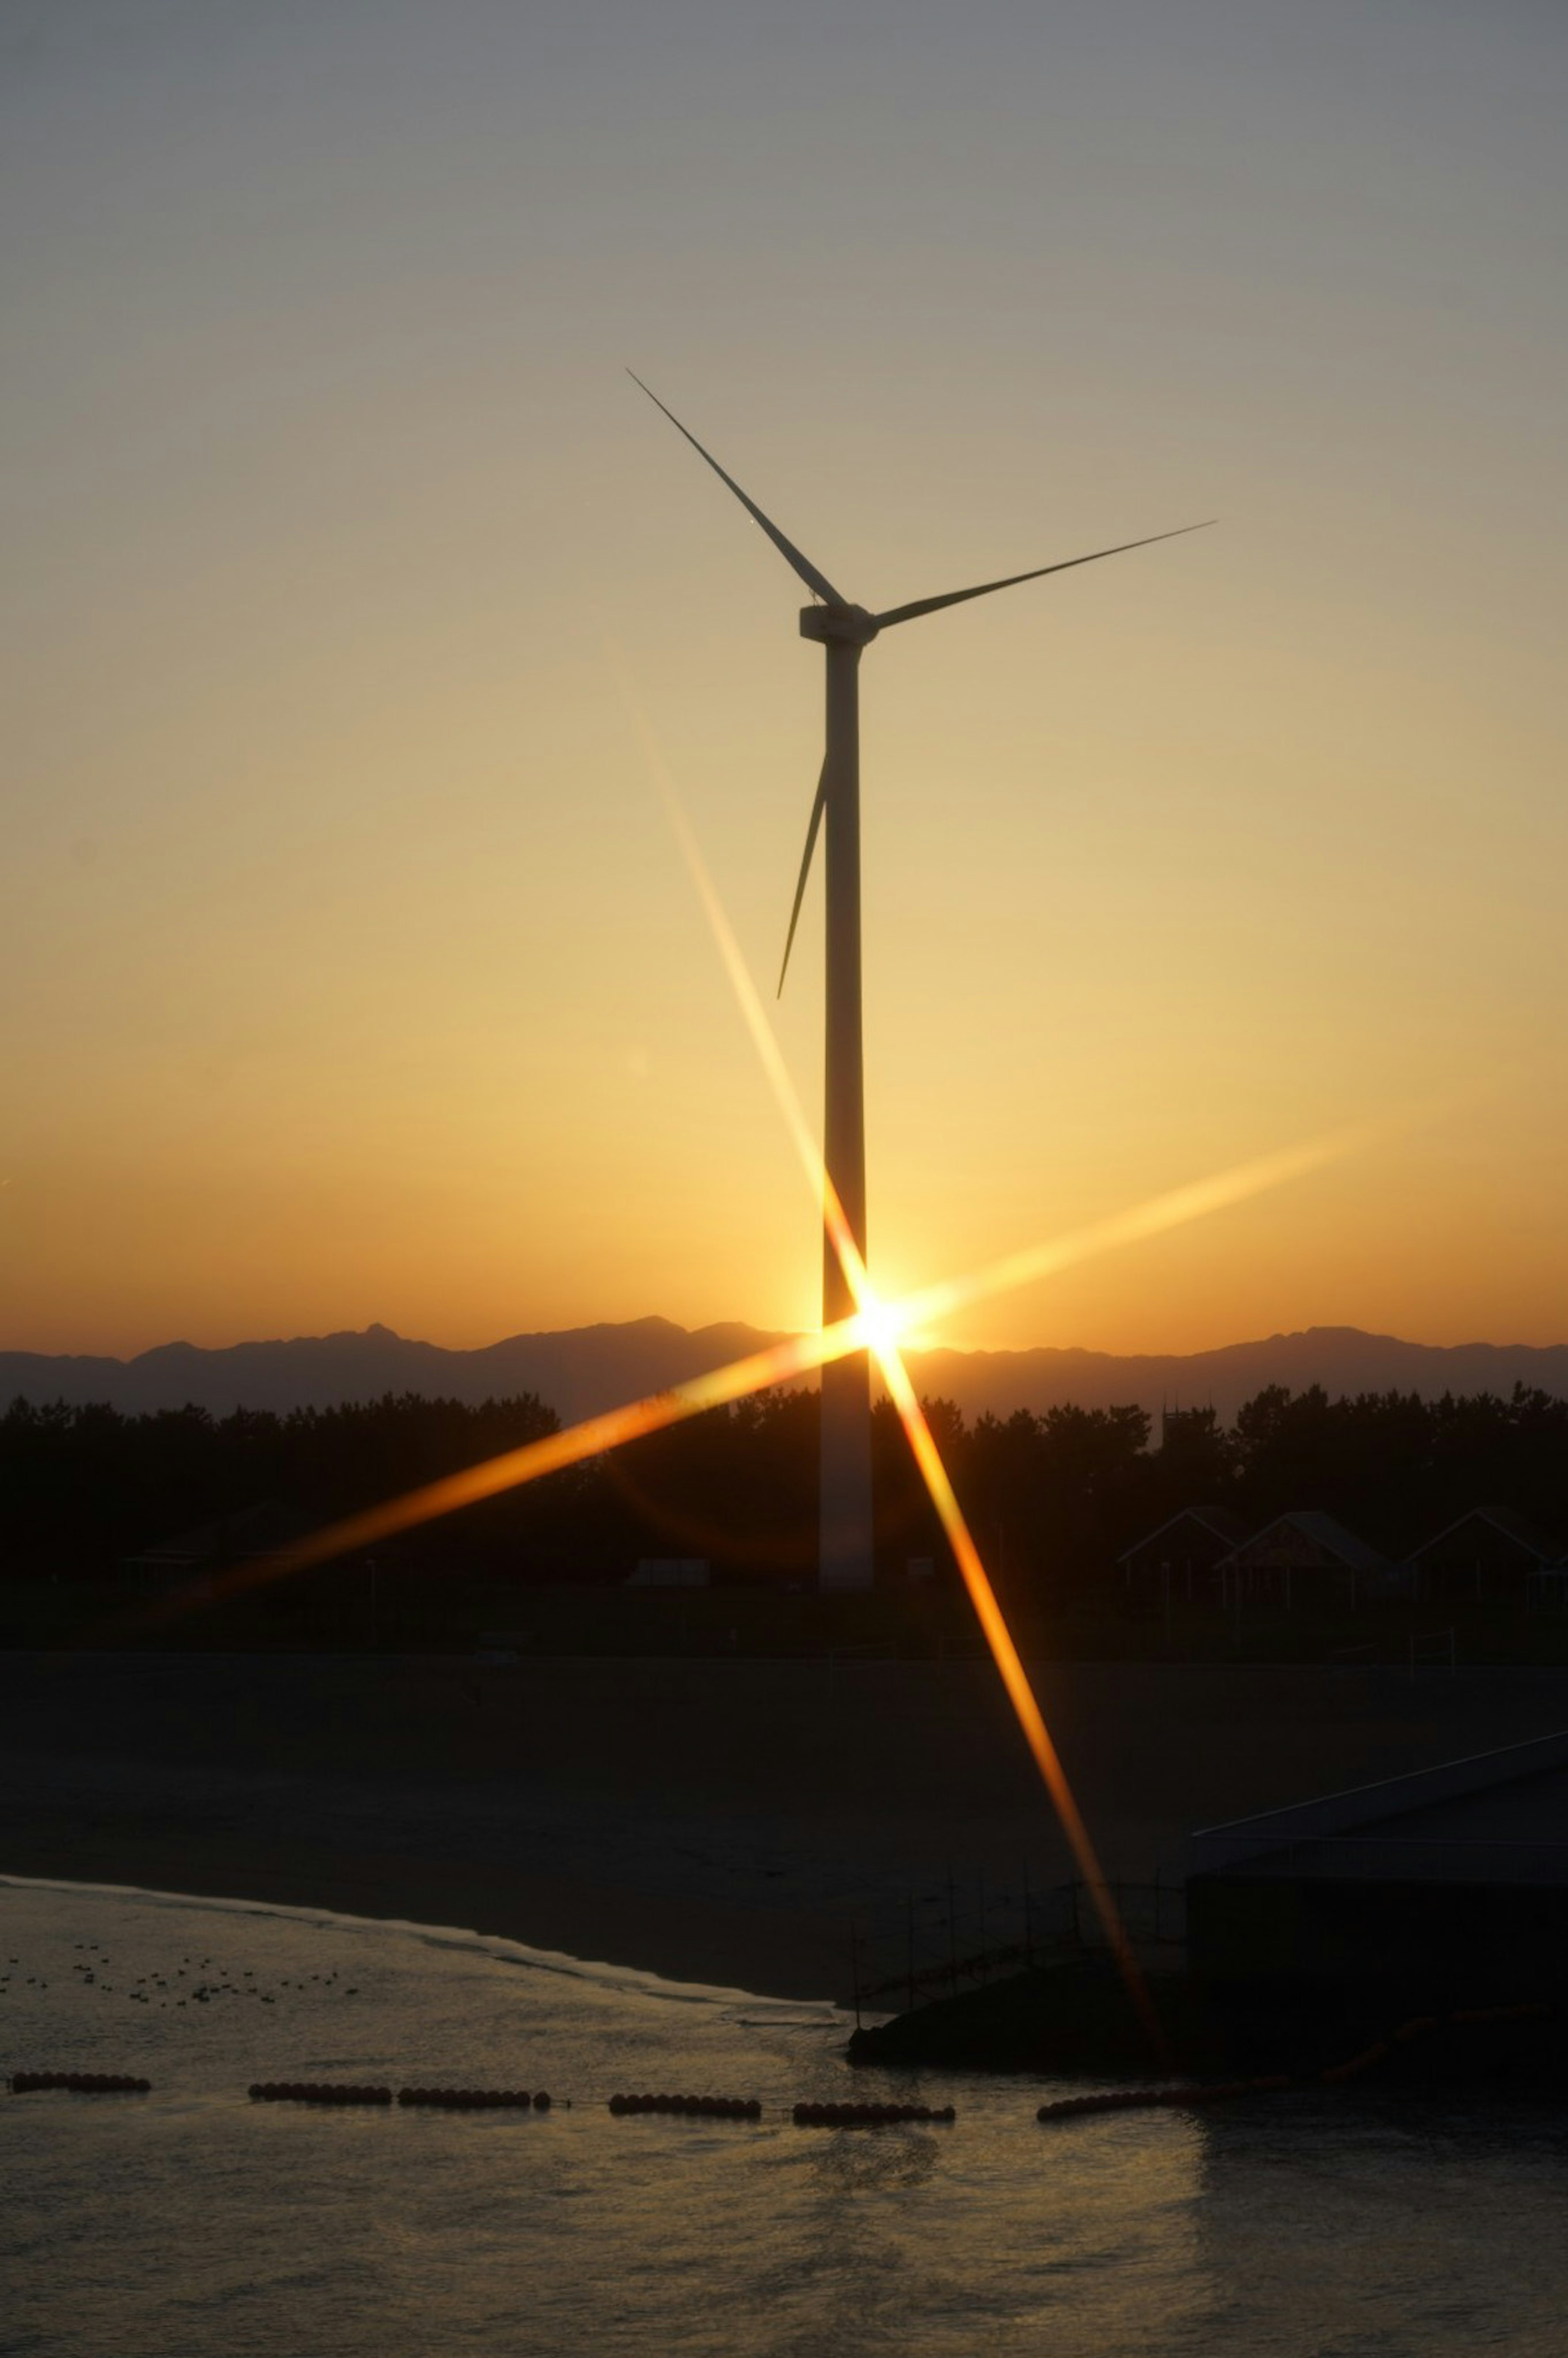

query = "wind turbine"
[632,373,1211,1591]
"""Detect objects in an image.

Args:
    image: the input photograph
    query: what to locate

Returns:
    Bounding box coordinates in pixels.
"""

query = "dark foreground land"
[5,1651,1568,2001]
[849,1952,1568,2099]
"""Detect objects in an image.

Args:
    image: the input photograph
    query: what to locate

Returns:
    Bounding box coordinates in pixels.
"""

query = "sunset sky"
[6,0,1566,1362]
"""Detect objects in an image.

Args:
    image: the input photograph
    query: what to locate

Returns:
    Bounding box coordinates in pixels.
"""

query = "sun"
[854,1284,910,1366]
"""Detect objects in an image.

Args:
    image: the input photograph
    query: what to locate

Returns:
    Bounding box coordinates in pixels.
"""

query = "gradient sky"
[5,0,1567,1360]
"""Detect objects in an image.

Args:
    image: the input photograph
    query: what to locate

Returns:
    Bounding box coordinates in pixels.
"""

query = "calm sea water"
[2,1875,1565,2357]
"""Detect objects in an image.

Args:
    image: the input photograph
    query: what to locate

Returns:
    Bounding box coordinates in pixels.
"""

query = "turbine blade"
[874,520,1216,630]
[628,371,846,606]
[777,759,829,996]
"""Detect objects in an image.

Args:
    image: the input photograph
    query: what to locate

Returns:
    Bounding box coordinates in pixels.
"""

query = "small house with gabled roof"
[122,1500,312,1596]
[1405,1506,1566,1609]
[1217,1511,1389,1609]
[1115,1506,1247,1604]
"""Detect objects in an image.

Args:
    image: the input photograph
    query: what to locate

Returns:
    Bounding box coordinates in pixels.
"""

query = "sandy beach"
[6,1650,1568,2000]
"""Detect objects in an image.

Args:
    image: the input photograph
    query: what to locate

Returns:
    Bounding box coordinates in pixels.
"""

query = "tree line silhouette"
[4,1380,1565,1605]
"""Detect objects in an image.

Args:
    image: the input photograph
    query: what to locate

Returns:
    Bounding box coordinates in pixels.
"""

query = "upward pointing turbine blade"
[777,758,829,997]
[875,520,1215,630]
[628,372,846,606]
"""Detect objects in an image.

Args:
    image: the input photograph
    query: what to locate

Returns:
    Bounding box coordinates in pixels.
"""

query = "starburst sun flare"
[150,750,1409,2053]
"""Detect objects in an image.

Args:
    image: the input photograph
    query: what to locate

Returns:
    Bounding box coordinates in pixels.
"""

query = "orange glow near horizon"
[896,1115,1419,1342]
[145,1094,1376,1635]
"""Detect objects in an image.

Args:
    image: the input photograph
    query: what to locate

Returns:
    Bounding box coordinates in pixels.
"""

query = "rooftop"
[1190,1728,1568,1889]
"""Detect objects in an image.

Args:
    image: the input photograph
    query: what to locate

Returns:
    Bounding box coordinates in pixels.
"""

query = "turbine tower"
[633,374,1209,1591]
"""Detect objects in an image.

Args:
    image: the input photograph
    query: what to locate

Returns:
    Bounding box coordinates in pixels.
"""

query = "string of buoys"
[19,1998,1552,2129]
[1037,2075,1288,2122]
[1319,2046,1388,2087]
[1318,2000,1549,2086]
[250,2082,394,2105]
[11,2070,150,2095]
[397,2086,551,2110]
[609,2092,761,2117]
[792,2100,954,2127]
[1038,2000,1556,2122]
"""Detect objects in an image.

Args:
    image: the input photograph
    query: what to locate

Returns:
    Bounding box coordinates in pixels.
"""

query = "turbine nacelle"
[799,602,880,649]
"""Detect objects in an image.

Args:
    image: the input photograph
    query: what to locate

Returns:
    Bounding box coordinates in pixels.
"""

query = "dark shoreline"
[0,1808,849,2002]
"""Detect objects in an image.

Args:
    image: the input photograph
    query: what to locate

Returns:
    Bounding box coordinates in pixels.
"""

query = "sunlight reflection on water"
[2,1878,1565,2356]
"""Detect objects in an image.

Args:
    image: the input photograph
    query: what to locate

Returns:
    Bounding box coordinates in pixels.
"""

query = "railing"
[847,1873,1186,2016]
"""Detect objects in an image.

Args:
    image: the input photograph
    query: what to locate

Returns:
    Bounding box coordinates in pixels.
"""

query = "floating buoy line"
[1036,2002,1552,2124]
[9,2003,1548,2125]
[1037,2075,1288,2120]
[397,2086,550,2111]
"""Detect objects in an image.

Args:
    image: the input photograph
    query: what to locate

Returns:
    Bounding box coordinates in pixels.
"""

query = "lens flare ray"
[655,764,1161,2019]
[646,749,1446,2034]
[133,1326,843,1624]
[898,1125,1388,1338]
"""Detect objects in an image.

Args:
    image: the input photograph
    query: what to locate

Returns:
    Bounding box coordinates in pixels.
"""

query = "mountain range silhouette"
[4,1319,1566,1429]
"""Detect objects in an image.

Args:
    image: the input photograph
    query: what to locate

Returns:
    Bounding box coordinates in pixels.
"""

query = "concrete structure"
[1188,1727,1568,2001]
